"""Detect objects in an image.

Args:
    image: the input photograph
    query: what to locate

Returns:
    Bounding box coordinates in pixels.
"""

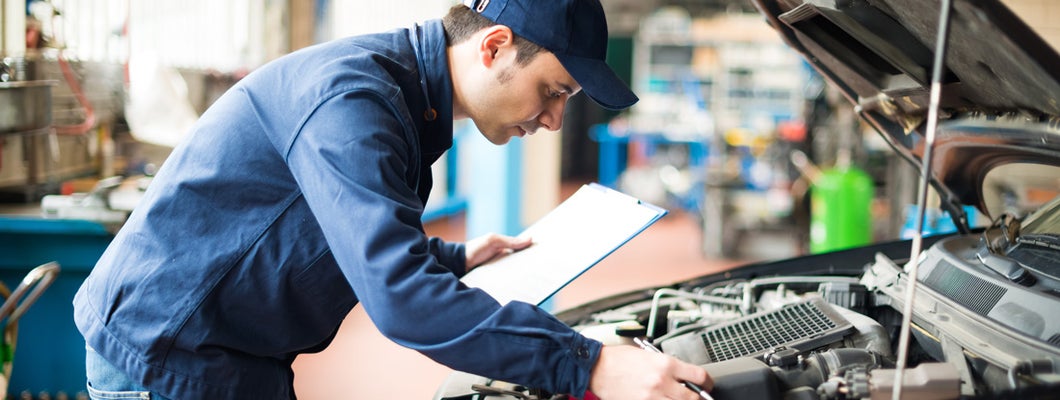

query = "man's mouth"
[518,125,537,136]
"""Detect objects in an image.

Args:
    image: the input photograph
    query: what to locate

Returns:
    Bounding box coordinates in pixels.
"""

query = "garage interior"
[1,0,1059,399]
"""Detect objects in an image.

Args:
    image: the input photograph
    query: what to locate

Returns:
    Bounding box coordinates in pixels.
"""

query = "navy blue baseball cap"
[463,0,639,110]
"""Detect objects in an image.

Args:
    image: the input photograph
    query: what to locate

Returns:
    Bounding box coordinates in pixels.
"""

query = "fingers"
[473,233,532,251]
[640,357,708,400]
[660,379,701,400]
[465,233,534,269]
[589,345,714,400]
[674,361,713,392]
[503,234,533,250]
[662,358,713,400]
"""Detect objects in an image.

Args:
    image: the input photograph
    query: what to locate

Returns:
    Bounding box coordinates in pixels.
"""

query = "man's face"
[466,51,581,145]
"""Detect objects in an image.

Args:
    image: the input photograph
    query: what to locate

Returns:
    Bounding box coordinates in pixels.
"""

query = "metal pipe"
[645,288,742,340]
[646,276,861,339]
[894,0,954,398]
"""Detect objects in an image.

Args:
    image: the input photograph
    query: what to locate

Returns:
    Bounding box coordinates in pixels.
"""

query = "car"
[433,0,1060,399]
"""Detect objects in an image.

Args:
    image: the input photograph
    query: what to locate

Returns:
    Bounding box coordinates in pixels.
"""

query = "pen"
[633,337,715,400]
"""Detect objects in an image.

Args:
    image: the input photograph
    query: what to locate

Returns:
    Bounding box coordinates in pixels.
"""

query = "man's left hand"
[464,233,533,272]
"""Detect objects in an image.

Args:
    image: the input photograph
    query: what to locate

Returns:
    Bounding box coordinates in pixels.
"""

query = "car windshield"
[999,194,1060,282]
[974,162,1060,280]
[1020,195,1060,237]
[981,164,1060,220]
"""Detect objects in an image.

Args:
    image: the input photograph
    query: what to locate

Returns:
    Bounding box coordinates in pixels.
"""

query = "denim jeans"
[85,346,169,400]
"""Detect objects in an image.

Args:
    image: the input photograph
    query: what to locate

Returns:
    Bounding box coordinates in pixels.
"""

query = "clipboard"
[460,183,668,306]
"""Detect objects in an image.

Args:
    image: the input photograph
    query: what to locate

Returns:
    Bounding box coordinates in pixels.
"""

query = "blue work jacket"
[73,19,601,399]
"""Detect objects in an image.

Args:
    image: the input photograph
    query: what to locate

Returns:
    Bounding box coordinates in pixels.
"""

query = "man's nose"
[537,99,565,132]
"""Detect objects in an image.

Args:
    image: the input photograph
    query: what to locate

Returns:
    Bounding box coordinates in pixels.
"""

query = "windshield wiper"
[976,213,1036,286]
[982,212,1022,254]
[1017,234,1060,251]
[976,246,1037,286]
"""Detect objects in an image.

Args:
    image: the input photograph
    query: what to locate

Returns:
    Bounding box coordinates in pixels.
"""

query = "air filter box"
[702,357,781,400]
[661,297,854,364]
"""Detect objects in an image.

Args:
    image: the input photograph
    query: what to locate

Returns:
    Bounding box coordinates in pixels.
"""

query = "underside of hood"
[750,0,1060,223]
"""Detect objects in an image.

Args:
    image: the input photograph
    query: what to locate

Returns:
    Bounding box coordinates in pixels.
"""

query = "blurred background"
[0,0,1057,398]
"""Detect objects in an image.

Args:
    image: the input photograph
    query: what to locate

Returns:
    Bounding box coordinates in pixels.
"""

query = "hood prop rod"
[893,0,955,399]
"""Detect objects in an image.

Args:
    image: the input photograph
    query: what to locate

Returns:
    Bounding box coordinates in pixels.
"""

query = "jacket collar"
[409,19,454,156]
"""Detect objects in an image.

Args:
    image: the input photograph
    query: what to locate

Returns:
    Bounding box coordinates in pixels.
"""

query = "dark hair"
[441,4,545,66]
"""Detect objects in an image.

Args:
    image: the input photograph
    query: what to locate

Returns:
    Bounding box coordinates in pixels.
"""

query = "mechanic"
[73,0,714,398]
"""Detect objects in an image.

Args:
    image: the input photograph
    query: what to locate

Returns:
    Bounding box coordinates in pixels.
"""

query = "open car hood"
[749,0,1060,222]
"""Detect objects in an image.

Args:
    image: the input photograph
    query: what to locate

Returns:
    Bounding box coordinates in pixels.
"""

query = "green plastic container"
[809,166,874,253]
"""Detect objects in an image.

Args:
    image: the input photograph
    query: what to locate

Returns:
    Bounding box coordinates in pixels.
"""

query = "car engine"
[434,226,1060,400]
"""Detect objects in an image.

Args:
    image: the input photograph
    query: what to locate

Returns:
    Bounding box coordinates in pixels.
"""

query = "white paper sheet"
[460,183,667,306]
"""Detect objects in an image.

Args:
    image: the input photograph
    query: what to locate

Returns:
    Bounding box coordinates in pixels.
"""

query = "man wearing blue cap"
[74,0,714,399]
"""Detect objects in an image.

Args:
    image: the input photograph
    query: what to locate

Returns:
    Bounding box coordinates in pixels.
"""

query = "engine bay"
[434,233,1060,400]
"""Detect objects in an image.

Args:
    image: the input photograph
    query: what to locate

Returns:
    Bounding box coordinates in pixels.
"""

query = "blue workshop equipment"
[0,216,112,398]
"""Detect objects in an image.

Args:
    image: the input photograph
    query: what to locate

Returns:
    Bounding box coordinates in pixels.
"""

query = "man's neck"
[447,42,472,121]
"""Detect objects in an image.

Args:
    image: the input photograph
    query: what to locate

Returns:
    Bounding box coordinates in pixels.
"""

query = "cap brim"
[556,54,638,111]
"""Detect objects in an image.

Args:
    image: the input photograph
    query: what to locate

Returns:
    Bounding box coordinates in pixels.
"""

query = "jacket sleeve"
[427,237,467,277]
[283,91,601,395]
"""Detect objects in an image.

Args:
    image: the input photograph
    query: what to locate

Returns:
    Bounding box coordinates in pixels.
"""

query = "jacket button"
[576,346,589,359]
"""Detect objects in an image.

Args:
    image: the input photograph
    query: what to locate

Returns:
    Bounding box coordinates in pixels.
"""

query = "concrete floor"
[290,182,753,399]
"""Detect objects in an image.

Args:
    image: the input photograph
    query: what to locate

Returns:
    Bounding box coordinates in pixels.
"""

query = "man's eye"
[548,90,561,98]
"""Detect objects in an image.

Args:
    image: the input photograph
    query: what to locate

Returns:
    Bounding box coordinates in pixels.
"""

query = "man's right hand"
[587,344,713,400]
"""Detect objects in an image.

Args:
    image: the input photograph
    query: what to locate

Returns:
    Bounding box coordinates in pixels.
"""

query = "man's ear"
[478,25,515,68]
